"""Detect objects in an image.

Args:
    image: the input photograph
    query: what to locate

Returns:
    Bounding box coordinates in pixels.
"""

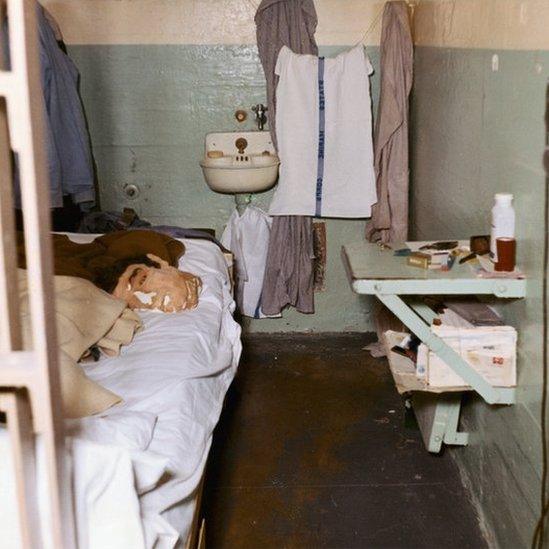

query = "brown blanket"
[17,230,185,284]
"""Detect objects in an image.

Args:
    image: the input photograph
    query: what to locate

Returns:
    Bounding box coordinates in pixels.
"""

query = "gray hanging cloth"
[260,215,314,315]
[255,0,317,315]
[254,0,318,150]
[366,1,413,243]
[3,2,95,209]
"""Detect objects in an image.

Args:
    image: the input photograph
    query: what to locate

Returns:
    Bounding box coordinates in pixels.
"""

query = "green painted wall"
[69,44,379,333]
[411,46,548,547]
[66,23,547,548]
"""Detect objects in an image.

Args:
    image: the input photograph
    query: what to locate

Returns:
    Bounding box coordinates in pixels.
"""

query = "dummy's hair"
[94,255,160,294]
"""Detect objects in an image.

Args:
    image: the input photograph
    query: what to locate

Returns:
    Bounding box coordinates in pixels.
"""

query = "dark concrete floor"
[203,334,487,549]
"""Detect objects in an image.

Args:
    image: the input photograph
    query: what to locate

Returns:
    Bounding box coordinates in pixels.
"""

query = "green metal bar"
[426,408,445,454]
[409,301,438,324]
[412,392,468,453]
[352,278,526,298]
[376,293,515,405]
[442,395,469,446]
[428,395,467,452]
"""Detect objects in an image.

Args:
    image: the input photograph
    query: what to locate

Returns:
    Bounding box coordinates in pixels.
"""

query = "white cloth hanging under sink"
[221,206,278,318]
[269,45,377,218]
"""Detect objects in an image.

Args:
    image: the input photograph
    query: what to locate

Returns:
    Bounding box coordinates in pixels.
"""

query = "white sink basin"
[200,154,279,193]
[200,131,279,194]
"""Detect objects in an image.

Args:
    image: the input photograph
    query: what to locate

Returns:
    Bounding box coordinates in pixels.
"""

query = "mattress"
[0,235,242,549]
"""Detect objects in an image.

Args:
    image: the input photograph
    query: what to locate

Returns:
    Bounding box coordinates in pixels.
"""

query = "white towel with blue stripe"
[269,45,377,218]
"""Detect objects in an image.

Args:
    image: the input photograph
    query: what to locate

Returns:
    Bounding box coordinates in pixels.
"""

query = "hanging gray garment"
[255,0,317,315]
[365,1,413,358]
[260,216,314,316]
[254,0,318,149]
[366,1,413,243]
[3,2,95,208]
[37,2,95,207]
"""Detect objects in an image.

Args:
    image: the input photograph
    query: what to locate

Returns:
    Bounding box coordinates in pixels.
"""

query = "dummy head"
[95,254,202,313]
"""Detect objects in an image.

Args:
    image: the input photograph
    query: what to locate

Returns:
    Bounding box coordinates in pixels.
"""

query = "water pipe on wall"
[235,193,252,215]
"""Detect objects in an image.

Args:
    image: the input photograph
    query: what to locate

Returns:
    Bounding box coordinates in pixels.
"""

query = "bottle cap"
[495,192,513,202]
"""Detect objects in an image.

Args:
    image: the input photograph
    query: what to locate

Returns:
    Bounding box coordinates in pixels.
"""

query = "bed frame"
[186,476,207,549]
[0,2,231,547]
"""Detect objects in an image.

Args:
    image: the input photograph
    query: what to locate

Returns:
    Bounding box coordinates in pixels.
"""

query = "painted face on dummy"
[112,254,202,313]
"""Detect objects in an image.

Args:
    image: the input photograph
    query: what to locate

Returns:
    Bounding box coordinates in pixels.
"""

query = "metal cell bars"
[0,1,74,547]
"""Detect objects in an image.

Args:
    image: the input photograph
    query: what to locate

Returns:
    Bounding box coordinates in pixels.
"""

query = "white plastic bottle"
[490,193,515,262]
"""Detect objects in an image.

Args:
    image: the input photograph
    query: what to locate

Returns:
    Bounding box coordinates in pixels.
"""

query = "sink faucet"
[252,104,268,131]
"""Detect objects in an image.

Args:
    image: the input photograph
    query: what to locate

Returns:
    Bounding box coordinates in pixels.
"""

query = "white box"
[423,325,517,388]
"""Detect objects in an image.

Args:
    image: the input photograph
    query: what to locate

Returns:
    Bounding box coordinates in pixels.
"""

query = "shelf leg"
[442,394,469,446]
[412,392,469,453]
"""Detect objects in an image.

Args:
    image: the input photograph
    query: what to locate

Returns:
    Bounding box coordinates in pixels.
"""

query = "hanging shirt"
[3,2,95,209]
[221,206,279,319]
[269,45,377,218]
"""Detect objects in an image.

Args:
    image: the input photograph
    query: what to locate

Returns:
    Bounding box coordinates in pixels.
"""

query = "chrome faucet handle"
[252,104,268,130]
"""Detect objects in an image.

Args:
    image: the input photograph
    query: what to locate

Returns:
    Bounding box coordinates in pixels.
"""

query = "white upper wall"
[414,0,549,50]
[40,0,385,46]
[41,0,549,49]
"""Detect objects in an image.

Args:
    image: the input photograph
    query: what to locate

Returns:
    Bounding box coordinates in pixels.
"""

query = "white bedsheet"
[0,237,242,549]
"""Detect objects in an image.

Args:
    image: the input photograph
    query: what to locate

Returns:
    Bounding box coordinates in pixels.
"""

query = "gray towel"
[255,0,317,315]
[254,0,318,150]
[366,1,413,243]
[260,216,314,316]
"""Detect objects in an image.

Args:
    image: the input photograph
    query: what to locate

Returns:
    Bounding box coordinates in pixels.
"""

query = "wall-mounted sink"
[200,131,279,194]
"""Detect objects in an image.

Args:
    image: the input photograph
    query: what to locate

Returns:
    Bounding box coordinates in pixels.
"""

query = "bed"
[0,233,241,549]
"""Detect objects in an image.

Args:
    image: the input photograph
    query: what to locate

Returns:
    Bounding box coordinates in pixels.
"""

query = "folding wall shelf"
[342,241,526,453]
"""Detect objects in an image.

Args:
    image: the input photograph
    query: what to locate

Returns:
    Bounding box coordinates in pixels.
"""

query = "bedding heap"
[3,237,242,549]
[17,229,203,312]
[17,229,184,281]
[16,229,205,418]
[17,269,141,418]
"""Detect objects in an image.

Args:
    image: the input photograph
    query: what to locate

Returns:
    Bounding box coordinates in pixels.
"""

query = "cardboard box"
[422,325,517,388]
[407,252,431,269]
